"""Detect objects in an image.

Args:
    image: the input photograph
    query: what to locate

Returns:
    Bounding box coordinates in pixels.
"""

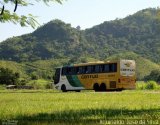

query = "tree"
[0,0,64,28]
[144,69,160,82]
[0,67,20,85]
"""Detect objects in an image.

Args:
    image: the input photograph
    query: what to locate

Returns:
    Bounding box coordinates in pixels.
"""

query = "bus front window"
[54,68,60,84]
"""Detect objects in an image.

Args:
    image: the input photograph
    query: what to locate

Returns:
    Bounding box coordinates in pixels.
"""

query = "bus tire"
[61,84,67,92]
[116,88,123,92]
[93,83,99,92]
[75,90,81,92]
[100,83,106,92]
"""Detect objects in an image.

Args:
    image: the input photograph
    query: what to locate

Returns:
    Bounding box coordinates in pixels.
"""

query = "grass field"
[0,90,160,125]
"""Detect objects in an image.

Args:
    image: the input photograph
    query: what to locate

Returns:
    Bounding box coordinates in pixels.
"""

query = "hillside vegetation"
[0,52,159,81]
[0,8,160,63]
[0,8,160,81]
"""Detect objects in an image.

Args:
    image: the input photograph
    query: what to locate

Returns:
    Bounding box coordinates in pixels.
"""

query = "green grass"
[0,90,160,124]
[0,85,5,90]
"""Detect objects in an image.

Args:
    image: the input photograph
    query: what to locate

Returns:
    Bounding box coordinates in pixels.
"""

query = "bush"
[144,70,160,82]
[136,81,159,90]
[0,85,6,90]
[136,81,146,90]
[26,79,52,89]
[145,81,158,90]
[45,82,53,89]
[30,73,39,80]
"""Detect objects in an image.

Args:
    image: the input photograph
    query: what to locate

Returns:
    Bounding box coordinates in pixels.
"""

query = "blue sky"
[0,0,159,42]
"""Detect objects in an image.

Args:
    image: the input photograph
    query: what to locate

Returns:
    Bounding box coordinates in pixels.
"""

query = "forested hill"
[84,8,160,63]
[0,8,160,63]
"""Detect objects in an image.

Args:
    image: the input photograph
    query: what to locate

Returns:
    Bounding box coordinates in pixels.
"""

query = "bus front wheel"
[75,90,81,92]
[61,84,67,92]
[93,83,99,92]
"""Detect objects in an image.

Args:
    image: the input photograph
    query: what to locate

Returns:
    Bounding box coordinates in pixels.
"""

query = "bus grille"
[110,81,116,88]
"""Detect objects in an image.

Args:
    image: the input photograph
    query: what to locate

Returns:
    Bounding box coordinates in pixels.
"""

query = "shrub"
[16,78,28,86]
[26,79,52,89]
[30,73,39,80]
[145,81,158,90]
[0,85,6,90]
[45,82,53,89]
[136,81,146,90]
[136,81,159,90]
[144,70,160,82]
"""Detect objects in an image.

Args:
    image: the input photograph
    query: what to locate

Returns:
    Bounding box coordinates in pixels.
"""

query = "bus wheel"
[75,90,81,92]
[61,84,67,92]
[116,88,123,92]
[93,83,99,92]
[100,83,106,92]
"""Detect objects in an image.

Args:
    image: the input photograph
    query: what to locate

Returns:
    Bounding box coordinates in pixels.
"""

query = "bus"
[54,60,136,92]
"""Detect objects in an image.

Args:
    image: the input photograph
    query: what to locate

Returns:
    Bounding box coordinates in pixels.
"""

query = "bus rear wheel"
[93,83,99,92]
[100,83,106,92]
[61,84,67,92]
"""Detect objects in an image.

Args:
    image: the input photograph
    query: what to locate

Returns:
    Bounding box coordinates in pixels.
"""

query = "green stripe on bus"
[66,75,83,87]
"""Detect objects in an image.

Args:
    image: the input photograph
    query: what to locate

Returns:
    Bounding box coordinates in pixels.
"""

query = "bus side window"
[66,67,72,75]
[62,67,67,75]
[99,65,104,73]
[91,65,95,73]
[104,64,109,72]
[71,67,75,75]
[109,64,112,72]
[86,66,89,73]
[70,67,76,75]
[82,66,88,74]
[109,63,117,72]
[88,66,92,73]
[113,63,117,72]
[95,65,99,73]
[79,67,83,74]
[91,65,98,73]
[75,67,79,74]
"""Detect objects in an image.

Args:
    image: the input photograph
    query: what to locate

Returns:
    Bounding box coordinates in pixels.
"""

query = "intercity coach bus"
[54,60,136,92]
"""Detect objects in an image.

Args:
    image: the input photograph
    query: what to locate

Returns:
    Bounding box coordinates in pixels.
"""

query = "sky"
[0,0,160,42]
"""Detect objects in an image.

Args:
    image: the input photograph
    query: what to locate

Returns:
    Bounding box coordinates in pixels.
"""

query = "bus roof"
[73,60,118,67]
[56,59,135,68]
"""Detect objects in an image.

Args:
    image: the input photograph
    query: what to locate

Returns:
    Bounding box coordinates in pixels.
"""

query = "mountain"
[84,8,160,62]
[0,8,160,63]
[0,20,87,62]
